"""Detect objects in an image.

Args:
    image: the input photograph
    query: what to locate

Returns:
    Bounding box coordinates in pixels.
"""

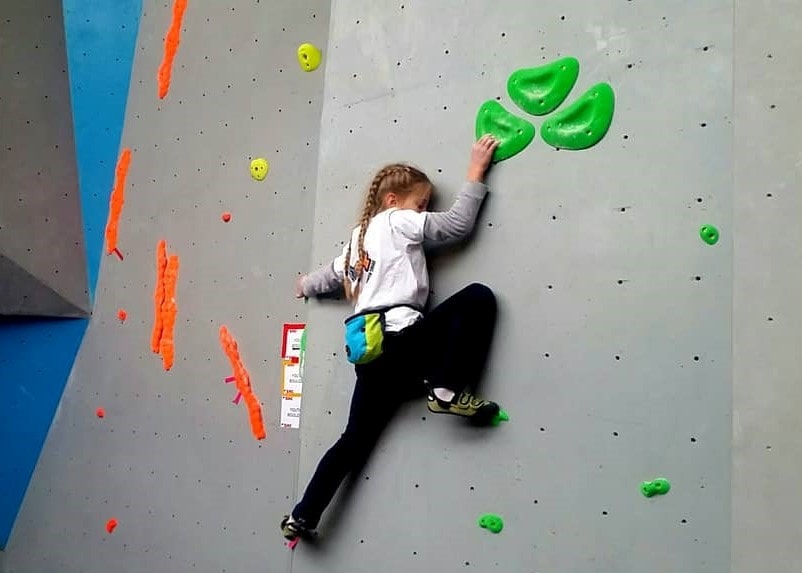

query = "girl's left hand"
[295,275,306,299]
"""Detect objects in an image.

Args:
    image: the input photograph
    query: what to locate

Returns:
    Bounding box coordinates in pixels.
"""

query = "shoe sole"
[281,515,311,541]
[427,398,500,421]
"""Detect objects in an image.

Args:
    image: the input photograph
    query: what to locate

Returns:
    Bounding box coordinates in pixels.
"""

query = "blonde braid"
[344,164,428,301]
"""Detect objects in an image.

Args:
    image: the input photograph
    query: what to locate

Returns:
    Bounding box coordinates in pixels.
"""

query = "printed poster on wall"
[280,324,305,429]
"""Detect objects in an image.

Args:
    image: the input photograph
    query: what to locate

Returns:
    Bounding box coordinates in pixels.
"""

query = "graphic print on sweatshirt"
[347,254,375,285]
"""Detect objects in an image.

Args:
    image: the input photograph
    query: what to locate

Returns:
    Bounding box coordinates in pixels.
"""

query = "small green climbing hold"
[640,478,671,498]
[699,225,719,245]
[540,82,615,150]
[491,409,509,427]
[478,513,504,534]
[475,100,535,162]
[507,57,580,116]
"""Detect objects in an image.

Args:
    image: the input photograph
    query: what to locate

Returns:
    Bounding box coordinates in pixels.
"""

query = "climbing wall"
[4,1,802,572]
[0,0,89,318]
[295,1,731,572]
[731,0,802,571]
[0,1,329,572]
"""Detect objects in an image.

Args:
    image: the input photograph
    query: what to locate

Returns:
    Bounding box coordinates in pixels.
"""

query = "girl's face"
[387,183,432,213]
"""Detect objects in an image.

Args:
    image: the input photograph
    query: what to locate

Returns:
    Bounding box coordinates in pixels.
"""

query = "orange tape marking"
[104,148,132,257]
[157,0,188,99]
[150,240,168,354]
[219,326,266,440]
[160,254,180,371]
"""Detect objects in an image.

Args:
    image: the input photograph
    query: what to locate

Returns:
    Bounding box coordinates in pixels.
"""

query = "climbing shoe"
[427,391,500,424]
[280,514,312,540]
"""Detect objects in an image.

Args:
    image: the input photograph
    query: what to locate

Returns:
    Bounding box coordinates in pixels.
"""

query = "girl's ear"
[384,192,398,207]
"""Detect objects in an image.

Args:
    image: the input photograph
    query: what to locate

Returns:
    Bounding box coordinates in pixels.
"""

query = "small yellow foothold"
[250,158,269,181]
[297,43,322,72]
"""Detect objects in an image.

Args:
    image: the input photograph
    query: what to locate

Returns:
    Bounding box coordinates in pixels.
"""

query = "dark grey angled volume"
[0,0,90,317]
[0,253,88,317]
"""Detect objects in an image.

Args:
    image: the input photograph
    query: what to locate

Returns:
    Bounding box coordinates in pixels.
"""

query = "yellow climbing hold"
[297,43,322,72]
[250,158,269,181]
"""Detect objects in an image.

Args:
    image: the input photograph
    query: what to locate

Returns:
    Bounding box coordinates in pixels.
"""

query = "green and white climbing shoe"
[427,391,500,424]
[280,515,312,540]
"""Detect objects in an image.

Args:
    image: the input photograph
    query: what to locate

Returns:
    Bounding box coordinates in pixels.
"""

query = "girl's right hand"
[295,275,307,299]
[467,135,499,182]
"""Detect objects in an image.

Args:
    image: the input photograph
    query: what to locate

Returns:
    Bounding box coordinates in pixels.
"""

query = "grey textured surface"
[0,0,90,317]
[295,1,731,572]
[732,1,802,571]
[0,1,328,571]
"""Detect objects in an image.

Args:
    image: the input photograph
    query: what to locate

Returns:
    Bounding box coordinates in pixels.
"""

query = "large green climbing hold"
[478,513,504,534]
[475,100,535,162]
[507,57,580,116]
[640,478,671,498]
[540,83,615,150]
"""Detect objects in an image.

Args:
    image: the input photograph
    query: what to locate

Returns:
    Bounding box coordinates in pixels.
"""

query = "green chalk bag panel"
[344,311,387,365]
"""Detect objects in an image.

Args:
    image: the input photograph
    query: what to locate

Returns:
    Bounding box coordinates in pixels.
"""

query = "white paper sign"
[284,328,304,360]
[282,360,303,395]
[280,396,303,429]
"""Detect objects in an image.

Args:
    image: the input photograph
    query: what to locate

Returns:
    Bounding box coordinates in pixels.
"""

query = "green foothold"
[700,224,719,245]
[540,83,615,150]
[491,409,509,427]
[478,513,504,534]
[475,101,535,162]
[507,57,580,116]
[640,478,671,498]
[299,329,307,374]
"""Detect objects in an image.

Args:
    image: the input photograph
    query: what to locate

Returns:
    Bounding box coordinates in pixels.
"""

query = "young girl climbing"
[281,134,502,540]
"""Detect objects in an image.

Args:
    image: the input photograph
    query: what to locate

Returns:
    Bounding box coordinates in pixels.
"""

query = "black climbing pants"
[293,283,497,527]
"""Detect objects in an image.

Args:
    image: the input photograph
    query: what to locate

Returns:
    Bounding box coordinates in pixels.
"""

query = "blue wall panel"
[0,0,140,549]
[64,0,142,296]
[0,318,87,548]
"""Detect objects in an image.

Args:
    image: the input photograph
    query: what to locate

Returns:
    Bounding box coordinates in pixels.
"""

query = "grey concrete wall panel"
[0,1,329,572]
[0,0,90,317]
[295,2,731,572]
[732,1,802,571]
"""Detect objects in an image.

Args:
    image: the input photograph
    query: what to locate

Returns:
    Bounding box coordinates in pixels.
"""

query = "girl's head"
[370,163,432,214]
[344,164,432,300]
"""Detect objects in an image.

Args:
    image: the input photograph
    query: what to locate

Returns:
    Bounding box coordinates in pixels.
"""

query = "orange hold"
[151,240,168,354]
[157,0,188,99]
[105,518,118,534]
[221,212,231,222]
[104,148,132,257]
[219,326,266,440]
[150,241,180,370]
[96,407,105,418]
[160,254,180,371]
[117,309,127,322]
